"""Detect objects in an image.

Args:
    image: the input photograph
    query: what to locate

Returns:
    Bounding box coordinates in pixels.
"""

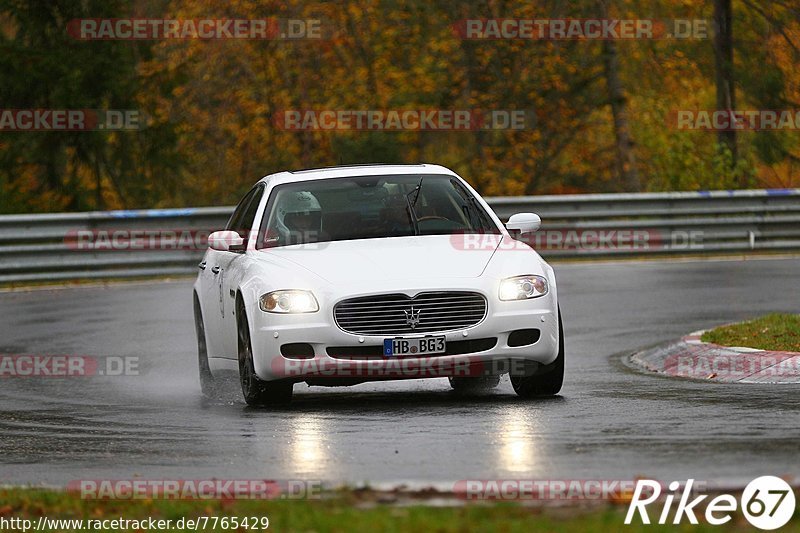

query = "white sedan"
[193,164,563,406]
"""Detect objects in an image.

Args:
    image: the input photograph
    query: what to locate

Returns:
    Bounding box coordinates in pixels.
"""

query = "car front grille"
[334,291,487,336]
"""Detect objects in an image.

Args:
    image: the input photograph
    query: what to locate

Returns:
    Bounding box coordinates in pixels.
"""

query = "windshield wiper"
[409,176,423,207]
[405,177,424,235]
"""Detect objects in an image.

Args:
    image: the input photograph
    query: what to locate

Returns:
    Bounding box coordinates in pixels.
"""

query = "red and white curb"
[630,330,800,383]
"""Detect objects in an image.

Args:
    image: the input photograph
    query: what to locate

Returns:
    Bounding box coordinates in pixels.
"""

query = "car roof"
[256,163,459,187]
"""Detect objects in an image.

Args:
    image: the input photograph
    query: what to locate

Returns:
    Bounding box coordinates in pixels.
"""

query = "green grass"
[0,489,797,532]
[702,313,800,352]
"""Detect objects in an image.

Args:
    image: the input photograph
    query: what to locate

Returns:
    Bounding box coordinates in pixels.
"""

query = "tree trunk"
[602,38,639,191]
[713,0,737,171]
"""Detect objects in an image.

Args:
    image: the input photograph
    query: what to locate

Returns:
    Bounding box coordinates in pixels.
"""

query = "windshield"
[257,174,499,248]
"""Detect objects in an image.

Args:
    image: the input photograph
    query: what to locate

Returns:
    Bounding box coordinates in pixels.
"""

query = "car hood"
[261,235,501,285]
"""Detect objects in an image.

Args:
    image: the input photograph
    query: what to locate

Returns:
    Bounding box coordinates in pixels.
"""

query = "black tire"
[194,295,218,399]
[449,374,501,392]
[510,307,564,398]
[237,300,293,406]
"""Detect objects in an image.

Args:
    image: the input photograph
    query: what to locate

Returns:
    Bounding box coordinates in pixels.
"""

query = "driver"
[275,191,322,244]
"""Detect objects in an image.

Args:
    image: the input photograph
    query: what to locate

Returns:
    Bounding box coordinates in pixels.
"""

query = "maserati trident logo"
[404,306,421,329]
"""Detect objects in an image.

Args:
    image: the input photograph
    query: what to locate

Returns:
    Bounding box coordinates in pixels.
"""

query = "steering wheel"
[416,216,450,223]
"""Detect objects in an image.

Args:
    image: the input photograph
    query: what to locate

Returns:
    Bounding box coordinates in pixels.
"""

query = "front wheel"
[237,301,293,406]
[194,296,218,399]
[510,308,564,398]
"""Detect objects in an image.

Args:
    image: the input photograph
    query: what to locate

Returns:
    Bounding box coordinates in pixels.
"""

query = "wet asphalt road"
[0,257,798,488]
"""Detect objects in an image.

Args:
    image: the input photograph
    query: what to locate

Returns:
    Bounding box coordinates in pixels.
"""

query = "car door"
[204,186,261,359]
[218,185,265,359]
[196,245,222,351]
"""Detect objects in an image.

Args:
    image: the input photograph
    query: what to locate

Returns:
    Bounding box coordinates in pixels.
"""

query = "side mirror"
[208,230,244,252]
[506,213,541,234]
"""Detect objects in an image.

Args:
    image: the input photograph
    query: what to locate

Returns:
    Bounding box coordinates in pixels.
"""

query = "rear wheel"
[448,375,500,392]
[510,308,564,398]
[237,300,293,406]
[193,296,218,399]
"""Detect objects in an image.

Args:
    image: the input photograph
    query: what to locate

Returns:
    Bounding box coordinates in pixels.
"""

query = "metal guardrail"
[1,189,799,283]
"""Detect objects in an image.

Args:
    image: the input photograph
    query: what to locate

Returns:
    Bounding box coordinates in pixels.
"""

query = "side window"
[226,189,256,233]
[226,185,264,245]
[238,187,264,244]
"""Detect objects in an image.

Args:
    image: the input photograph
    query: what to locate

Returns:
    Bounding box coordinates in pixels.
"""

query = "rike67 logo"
[626,477,796,530]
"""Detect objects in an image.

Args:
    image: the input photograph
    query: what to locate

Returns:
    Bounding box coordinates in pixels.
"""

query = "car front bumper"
[248,290,560,383]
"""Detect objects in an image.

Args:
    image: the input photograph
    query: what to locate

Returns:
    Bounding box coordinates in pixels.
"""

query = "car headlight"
[259,290,319,313]
[499,275,548,301]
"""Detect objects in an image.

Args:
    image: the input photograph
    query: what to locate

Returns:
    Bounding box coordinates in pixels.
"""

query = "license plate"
[383,336,446,357]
